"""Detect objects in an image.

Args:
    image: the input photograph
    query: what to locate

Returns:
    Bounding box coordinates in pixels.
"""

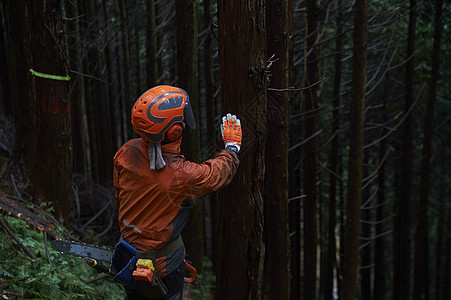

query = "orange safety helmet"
[131,85,196,143]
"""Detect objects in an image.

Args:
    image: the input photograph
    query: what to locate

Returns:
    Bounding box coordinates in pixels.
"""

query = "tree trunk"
[360,152,371,300]
[216,1,267,299]
[118,0,133,140]
[373,94,388,300]
[202,0,219,271]
[176,0,204,273]
[132,6,141,95]
[4,0,72,224]
[102,1,121,152]
[413,0,443,298]
[339,0,368,299]
[85,0,112,184]
[435,180,448,300]
[65,0,88,176]
[0,1,11,115]
[304,0,319,298]
[146,0,158,87]
[395,1,417,298]
[324,1,343,298]
[263,1,292,299]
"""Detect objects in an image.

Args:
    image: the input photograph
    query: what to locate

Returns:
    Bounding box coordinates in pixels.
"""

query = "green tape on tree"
[29,69,71,81]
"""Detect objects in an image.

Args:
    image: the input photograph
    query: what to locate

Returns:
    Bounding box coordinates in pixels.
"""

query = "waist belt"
[153,235,183,258]
[119,235,183,258]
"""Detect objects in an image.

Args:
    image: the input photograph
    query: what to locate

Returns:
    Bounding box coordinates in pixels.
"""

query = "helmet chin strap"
[148,142,166,170]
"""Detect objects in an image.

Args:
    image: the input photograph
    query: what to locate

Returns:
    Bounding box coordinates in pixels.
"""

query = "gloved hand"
[221,113,242,153]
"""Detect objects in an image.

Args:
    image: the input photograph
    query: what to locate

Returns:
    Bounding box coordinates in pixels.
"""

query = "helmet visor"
[183,93,196,130]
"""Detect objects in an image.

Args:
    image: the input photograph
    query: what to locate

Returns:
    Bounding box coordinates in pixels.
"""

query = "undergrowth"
[0,215,124,299]
[188,258,216,300]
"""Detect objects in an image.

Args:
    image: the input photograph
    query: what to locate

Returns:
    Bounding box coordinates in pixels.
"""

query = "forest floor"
[183,285,195,300]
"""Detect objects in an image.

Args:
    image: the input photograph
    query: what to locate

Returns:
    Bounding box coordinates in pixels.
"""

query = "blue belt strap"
[120,238,138,255]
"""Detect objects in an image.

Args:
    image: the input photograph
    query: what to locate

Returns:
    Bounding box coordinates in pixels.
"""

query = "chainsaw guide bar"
[51,240,113,262]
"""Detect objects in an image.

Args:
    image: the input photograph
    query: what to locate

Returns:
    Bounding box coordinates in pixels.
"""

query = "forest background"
[0,0,450,300]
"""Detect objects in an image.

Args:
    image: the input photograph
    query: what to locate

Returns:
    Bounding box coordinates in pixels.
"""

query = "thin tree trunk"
[395,1,417,298]
[216,1,267,299]
[102,0,121,152]
[4,0,72,223]
[133,8,141,95]
[360,152,371,300]
[176,0,204,273]
[66,0,88,176]
[413,0,443,298]
[263,1,292,299]
[373,95,388,300]
[202,0,219,271]
[339,0,368,299]
[86,0,112,184]
[435,179,448,300]
[146,0,158,87]
[304,0,319,298]
[118,0,133,140]
[0,1,11,115]
[324,1,342,298]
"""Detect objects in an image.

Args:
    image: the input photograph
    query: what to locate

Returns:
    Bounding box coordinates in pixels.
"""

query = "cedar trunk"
[216,1,267,299]
[118,0,133,140]
[203,0,219,270]
[395,0,417,298]
[324,1,343,298]
[263,1,292,299]
[373,94,388,300]
[339,0,368,299]
[4,0,72,223]
[176,0,204,272]
[84,0,113,184]
[146,0,158,87]
[304,0,319,298]
[413,0,443,298]
[65,1,88,176]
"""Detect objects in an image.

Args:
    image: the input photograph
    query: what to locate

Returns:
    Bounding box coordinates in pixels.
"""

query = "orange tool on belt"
[184,260,197,283]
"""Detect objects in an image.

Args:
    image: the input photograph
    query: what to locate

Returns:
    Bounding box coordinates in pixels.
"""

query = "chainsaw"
[51,239,196,283]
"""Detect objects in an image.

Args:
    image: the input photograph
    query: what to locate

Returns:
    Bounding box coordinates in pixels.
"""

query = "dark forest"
[0,0,450,299]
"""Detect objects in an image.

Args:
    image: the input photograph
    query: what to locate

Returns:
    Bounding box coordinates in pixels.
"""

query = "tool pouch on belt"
[110,236,182,299]
[134,250,168,299]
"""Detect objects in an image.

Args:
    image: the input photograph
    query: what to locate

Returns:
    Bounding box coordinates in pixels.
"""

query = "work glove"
[221,113,242,153]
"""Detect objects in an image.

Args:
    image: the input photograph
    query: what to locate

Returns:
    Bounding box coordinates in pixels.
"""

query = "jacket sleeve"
[169,149,239,201]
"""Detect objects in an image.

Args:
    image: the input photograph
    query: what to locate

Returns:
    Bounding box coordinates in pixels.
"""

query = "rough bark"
[324,1,343,298]
[176,0,204,273]
[65,0,88,176]
[146,0,158,87]
[339,0,368,299]
[216,1,266,299]
[413,0,443,298]
[4,0,72,224]
[373,94,388,300]
[202,0,219,271]
[263,1,292,299]
[304,1,319,298]
[0,1,11,115]
[395,1,417,298]
[85,0,112,184]
[118,0,133,140]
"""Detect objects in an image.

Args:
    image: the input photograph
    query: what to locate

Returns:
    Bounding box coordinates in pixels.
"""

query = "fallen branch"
[85,274,111,284]
[0,215,35,259]
[43,230,53,266]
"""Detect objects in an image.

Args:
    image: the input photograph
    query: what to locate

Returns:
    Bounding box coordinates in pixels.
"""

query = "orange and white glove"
[221,113,242,153]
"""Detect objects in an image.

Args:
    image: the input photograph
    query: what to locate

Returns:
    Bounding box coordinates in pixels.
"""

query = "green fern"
[0,215,124,299]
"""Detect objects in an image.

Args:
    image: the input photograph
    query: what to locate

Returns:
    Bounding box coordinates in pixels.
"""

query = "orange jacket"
[113,138,239,251]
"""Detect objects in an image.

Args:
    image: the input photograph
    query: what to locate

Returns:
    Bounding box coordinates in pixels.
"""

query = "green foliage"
[188,258,216,300]
[0,215,124,299]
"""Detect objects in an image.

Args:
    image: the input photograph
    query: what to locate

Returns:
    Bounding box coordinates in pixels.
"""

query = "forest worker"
[112,85,241,300]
